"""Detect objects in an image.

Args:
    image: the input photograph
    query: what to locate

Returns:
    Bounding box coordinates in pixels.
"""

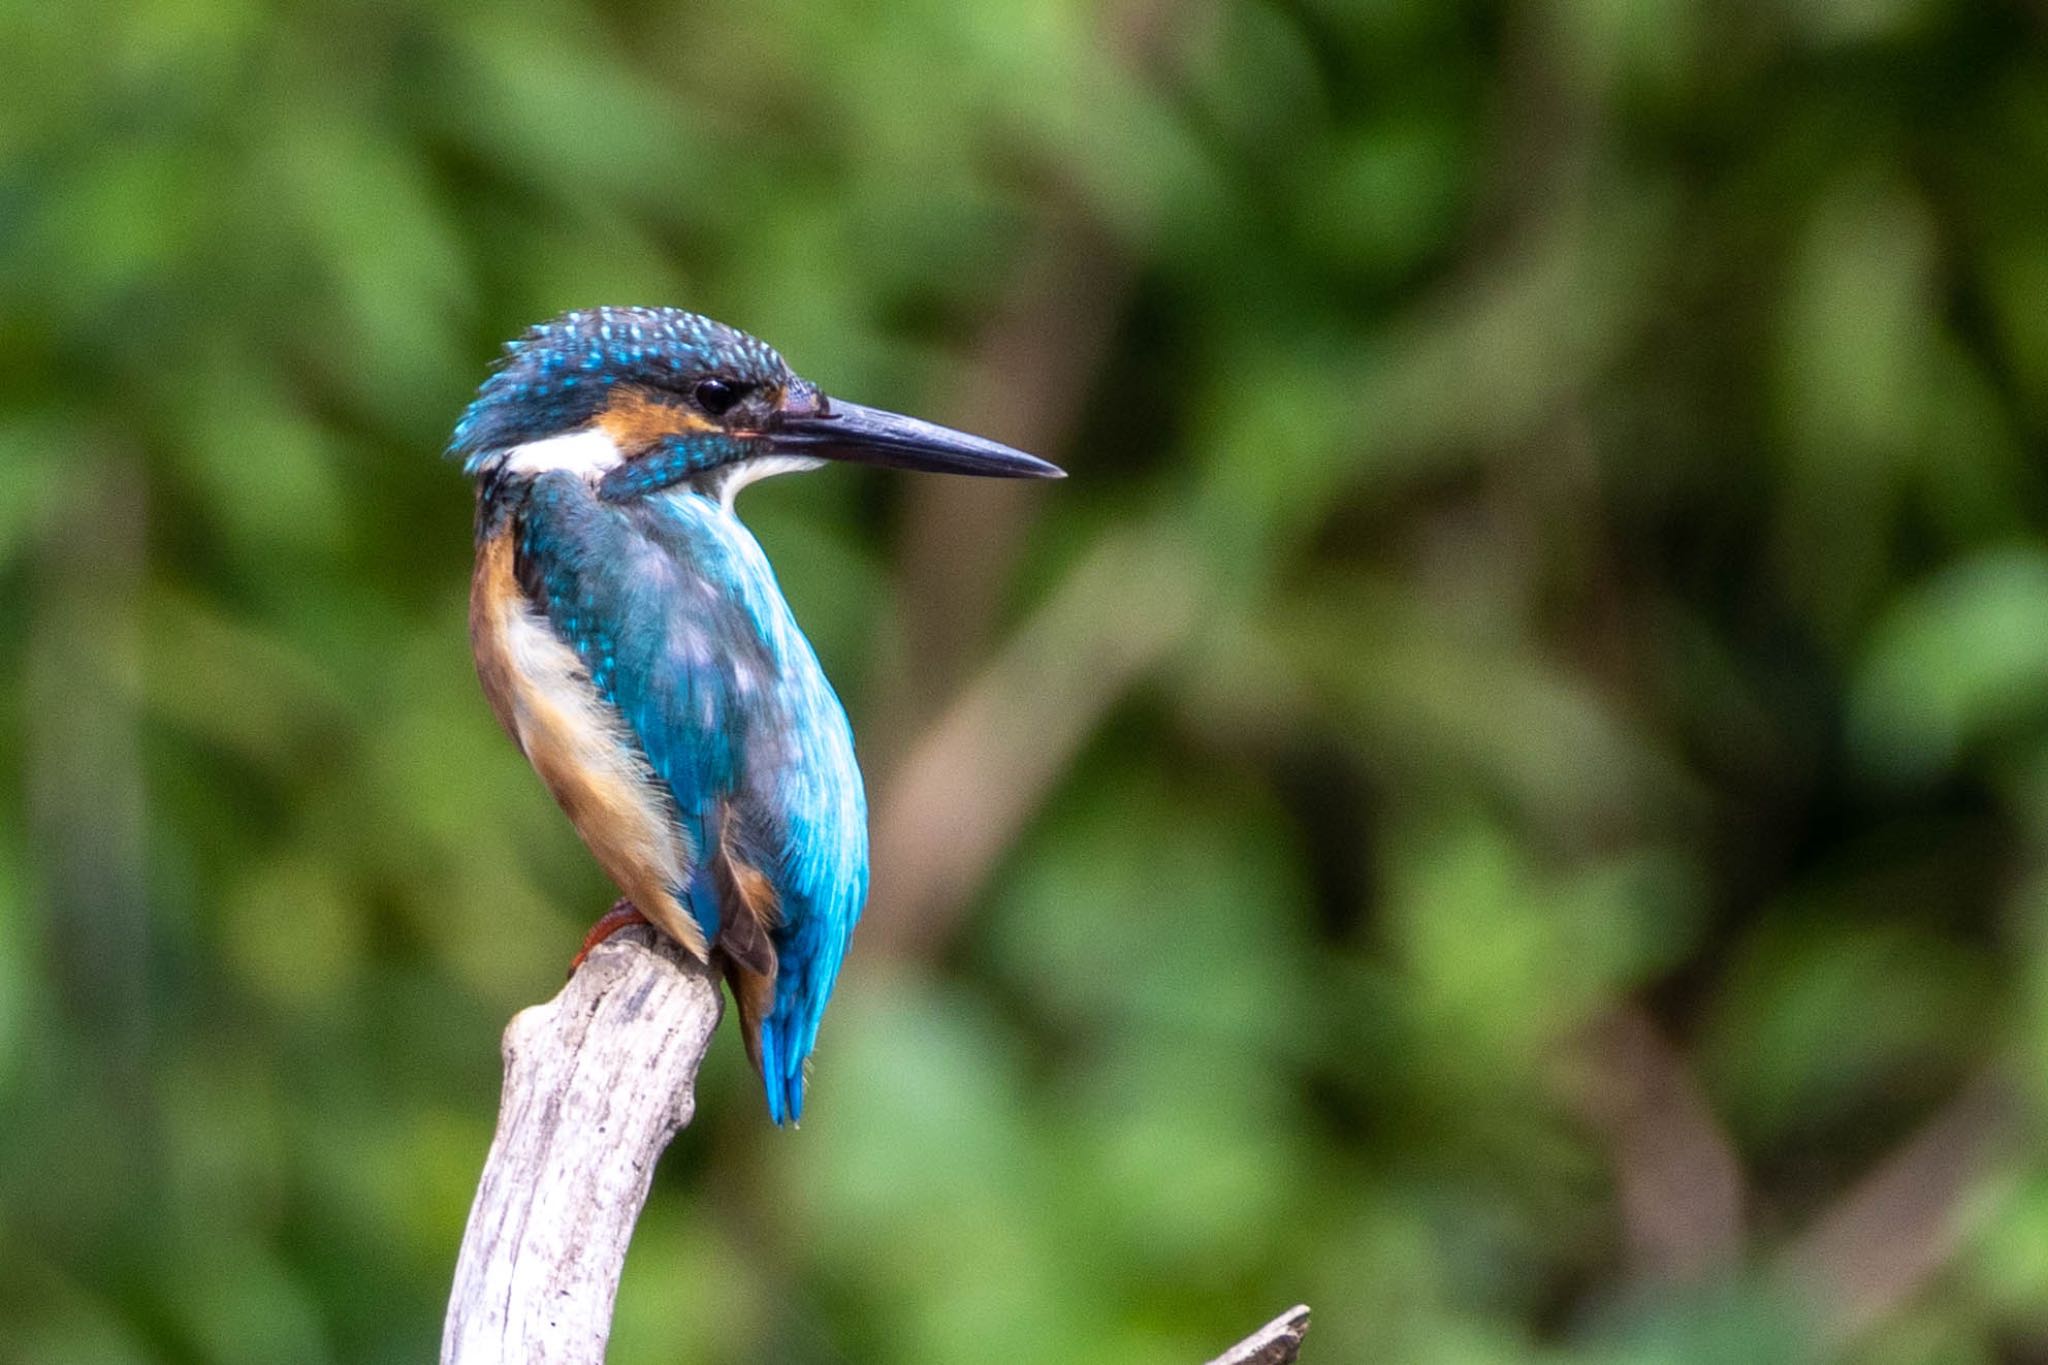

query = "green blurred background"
[4,0,2048,1360]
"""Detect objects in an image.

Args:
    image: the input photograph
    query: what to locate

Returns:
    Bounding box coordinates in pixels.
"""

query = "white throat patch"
[716,455,827,511]
[499,428,625,479]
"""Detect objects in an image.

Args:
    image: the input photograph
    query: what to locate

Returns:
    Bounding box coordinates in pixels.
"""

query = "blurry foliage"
[1,0,2047,1361]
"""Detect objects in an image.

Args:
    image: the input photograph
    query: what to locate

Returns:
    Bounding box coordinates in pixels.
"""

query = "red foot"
[569,900,651,976]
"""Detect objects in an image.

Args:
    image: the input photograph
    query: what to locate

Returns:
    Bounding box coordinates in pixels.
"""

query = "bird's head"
[451,306,1063,502]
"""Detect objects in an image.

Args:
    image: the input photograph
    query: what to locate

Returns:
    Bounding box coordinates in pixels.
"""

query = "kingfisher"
[450,306,1061,1124]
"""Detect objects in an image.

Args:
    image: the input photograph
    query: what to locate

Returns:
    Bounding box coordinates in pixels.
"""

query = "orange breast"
[469,526,706,957]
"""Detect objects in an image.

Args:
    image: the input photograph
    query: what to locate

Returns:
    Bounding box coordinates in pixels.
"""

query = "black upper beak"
[769,399,1065,479]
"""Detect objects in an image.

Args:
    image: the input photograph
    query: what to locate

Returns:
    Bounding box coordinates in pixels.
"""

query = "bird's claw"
[568,900,651,977]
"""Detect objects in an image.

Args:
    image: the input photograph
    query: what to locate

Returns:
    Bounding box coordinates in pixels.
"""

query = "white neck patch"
[498,427,624,479]
[716,455,827,511]
[484,431,821,506]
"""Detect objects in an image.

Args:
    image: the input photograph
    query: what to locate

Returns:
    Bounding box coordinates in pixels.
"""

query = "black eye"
[694,378,748,416]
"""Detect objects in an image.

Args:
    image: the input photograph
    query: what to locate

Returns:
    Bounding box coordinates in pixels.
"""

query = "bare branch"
[1779,1068,2020,1348]
[1567,1005,1747,1282]
[1206,1305,1312,1365]
[442,926,722,1365]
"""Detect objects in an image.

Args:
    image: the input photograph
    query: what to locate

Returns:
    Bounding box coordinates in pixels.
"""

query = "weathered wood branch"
[1206,1305,1312,1365]
[442,923,1310,1362]
[1779,1067,2018,1349]
[442,926,721,1364]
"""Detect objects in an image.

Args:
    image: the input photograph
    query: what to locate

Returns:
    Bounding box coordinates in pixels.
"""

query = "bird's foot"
[568,899,651,976]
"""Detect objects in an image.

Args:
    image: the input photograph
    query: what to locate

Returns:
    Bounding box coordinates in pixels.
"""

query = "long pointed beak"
[769,399,1065,479]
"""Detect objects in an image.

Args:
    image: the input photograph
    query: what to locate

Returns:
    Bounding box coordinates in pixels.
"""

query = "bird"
[450,306,1062,1124]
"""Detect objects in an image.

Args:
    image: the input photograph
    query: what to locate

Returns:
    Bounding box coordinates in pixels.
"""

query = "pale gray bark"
[442,926,721,1365]
[441,922,1311,1363]
[1207,1305,1312,1365]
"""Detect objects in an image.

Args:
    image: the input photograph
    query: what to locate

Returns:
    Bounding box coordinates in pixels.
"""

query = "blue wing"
[516,471,867,1123]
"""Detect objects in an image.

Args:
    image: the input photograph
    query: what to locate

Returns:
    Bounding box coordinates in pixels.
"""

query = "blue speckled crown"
[450,307,793,470]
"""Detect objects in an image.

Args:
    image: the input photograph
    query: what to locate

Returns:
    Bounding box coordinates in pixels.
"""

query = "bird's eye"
[694,378,748,416]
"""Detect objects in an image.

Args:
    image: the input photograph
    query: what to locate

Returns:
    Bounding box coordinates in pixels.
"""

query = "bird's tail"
[706,835,805,1122]
[715,932,808,1124]
[725,956,807,1124]
[757,1011,807,1127]
[755,908,852,1126]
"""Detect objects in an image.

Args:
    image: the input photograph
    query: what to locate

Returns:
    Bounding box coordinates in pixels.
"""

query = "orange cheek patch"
[597,386,716,450]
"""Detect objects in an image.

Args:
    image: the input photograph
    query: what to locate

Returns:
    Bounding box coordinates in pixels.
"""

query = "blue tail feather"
[759,1017,805,1125]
